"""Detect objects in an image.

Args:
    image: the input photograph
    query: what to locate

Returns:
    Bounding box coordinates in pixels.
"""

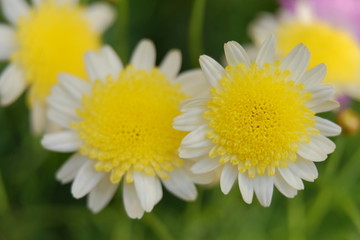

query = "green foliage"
[1,0,360,239]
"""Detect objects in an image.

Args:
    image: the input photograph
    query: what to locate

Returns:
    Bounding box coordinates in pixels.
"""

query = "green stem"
[110,218,132,240]
[181,189,203,240]
[0,171,9,214]
[338,140,360,186]
[306,136,345,235]
[307,187,332,235]
[114,0,129,61]
[142,213,175,240]
[334,189,360,233]
[306,136,345,234]
[188,0,207,67]
[322,135,345,181]
[80,0,90,4]
[287,195,306,240]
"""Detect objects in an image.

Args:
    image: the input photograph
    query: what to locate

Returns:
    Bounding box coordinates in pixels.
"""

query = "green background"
[1,0,360,239]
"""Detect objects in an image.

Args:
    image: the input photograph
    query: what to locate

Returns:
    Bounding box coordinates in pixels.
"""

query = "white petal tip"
[71,191,83,199]
[89,208,100,214]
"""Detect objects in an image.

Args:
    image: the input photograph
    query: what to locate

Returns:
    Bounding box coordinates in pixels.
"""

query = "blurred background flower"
[0,0,114,133]
[1,0,360,240]
[249,0,360,100]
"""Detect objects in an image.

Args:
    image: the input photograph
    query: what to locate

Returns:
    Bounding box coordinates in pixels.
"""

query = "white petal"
[278,167,304,190]
[173,108,207,131]
[54,0,80,5]
[47,108,75,129]
[300,136,332,156]
[85,2,115,34]
[123,182,144,219]
[183,138,212,149]
[45,122,62,133]
[47,93,80,129]
[31,0,44,7]
[162,168,197,201]
[88,176,118,213]
[253,175,274,207]
[130,39,156,70]
[179,97,209,112]
[274,173,297,198]
[71,160,104,199]
[1,0,29,25]
[42,131,82,152]
[300,63,326,87]
[224,41,251,66]
[310,100,339,113]
[310,134,335,154]
[220,164,238,194]
[248,13,277,46]
[179,145,211,159]
[297,142,327,162]
[315,116,341,136]
[56,154,88,184]
[305,85,335,108]
[199,55,224,88]
[0,64,26,106]
[133,172,162,212]
[191,157,220,174]
[176,69,211,97]
[48,87,79,116]
[31,102,47,135]
[181,125,209,146]
[288,158,318,182]
[187,171,215,184]
[154,176,163,204]
[58,74,91,101]
[48,85,79,109]
[0,24,16,60]
[255,34,276,67]
[99,46,123,79]
[294,0,314,22]
[160,49,181,80]
[238,173,254,204]
[243,44,258,62]
[84,51,111,82]
[281,44,310,82]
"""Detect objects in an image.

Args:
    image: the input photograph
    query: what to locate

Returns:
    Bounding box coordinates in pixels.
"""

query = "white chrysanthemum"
[174,35,341,207]
[249,0,360,99]
[41,40,213,218]
[0,0,115,133]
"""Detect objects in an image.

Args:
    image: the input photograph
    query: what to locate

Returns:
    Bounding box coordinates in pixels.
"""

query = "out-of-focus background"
[1,0,360,239]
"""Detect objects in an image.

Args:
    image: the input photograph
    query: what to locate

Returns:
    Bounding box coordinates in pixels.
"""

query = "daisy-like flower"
[249,0,360,99]
[174,35,341,206]
[41,40,212,218]
[280,0,360,38]
[0,0,115,133]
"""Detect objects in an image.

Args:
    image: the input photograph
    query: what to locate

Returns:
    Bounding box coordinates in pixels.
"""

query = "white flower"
[0,0,115,133]
[41,39,213,218]
[248,0,360,99]
[174,35,341,207]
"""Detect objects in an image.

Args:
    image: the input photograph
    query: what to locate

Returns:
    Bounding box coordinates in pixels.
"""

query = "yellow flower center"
[205,62,317,177]
[12,0,100,105]
[277,21,360,85]
[72,66,187,184]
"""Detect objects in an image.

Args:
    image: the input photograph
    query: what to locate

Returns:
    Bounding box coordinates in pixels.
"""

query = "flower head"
[249,0,360,99]
[41,40,212,218]
[174,36,341,206]
[0,0,115,133]
[280,0,360,39]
